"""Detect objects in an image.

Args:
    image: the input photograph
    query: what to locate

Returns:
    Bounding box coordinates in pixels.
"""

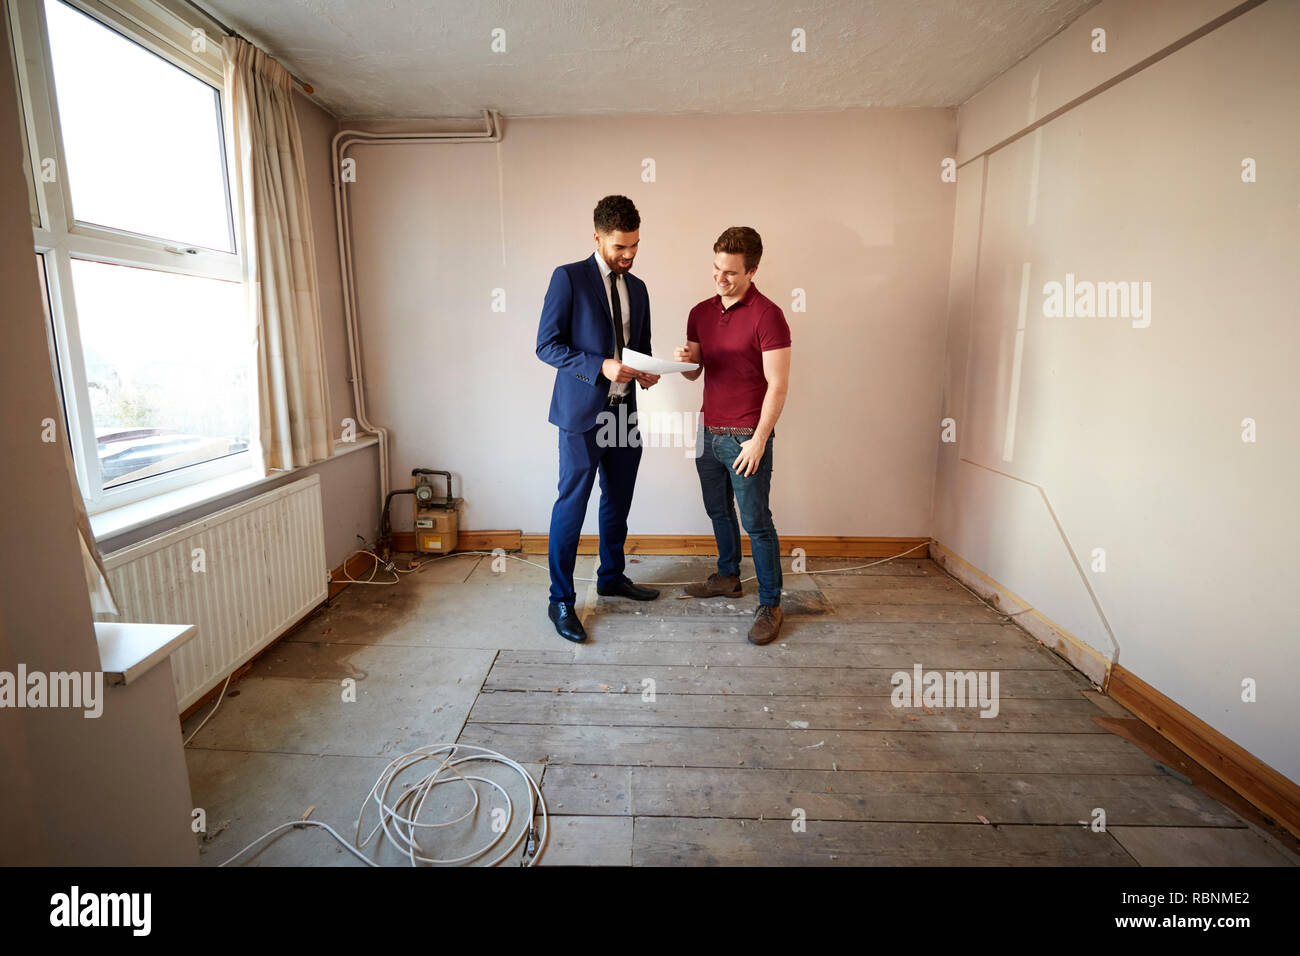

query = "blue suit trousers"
[547,408,643,606]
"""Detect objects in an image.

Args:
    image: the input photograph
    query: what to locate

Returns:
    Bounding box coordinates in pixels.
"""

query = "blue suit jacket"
[536,253,652,433]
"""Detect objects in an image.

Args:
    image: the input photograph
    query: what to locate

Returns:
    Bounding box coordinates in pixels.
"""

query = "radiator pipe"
[378,488,415,555]
[330,110,504,523]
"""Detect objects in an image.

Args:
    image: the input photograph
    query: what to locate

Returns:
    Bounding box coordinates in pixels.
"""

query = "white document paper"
[619,347,699,375]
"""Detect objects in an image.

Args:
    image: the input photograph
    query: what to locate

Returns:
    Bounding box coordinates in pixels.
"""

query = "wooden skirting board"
[928,539,1111,686]
[384,531,929,558]
[929,537,1300,840]
[519,534,930,557]
[388,530,520,554]
[1107,664,1300,840]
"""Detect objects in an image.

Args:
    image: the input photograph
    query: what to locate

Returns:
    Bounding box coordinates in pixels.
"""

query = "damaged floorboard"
[455,556,1297,866]
[184,552,1297,866]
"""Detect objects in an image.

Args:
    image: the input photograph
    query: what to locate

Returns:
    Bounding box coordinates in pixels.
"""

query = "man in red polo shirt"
[674,226,792,645]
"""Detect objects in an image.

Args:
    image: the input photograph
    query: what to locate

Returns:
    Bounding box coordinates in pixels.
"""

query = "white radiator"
[95,475,330,713]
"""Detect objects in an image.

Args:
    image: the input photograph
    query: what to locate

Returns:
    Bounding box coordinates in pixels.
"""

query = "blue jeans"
[694,424,782,606]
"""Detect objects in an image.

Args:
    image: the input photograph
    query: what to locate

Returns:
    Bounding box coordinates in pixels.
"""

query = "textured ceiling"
[194,0,1100,120]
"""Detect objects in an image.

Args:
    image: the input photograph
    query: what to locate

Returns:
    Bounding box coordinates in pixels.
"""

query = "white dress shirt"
[594,252,633,397]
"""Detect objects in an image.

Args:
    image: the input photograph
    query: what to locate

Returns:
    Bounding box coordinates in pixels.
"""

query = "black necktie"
[609,273,625,359]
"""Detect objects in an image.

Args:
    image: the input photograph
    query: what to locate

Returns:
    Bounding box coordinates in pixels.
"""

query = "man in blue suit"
[536,196,661,642]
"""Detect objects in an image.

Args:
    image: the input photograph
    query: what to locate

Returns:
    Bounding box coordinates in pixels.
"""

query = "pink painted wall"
[345,108,957,538]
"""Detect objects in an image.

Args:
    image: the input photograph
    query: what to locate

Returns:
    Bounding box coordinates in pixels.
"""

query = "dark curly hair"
[594,195,640,234]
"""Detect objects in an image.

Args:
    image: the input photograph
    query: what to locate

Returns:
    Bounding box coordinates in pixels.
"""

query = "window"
[11,0,256,514]
[69,259,250,489]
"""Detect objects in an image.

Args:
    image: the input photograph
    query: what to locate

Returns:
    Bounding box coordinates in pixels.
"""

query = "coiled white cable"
[218,743,547,867]
[356,744,547,866]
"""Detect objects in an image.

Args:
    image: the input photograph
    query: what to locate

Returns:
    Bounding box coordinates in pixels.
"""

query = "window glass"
[44,0,234,251]
[70,258,251,488]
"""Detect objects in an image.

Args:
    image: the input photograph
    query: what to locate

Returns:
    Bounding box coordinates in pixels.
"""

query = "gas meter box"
[413,469,460,553]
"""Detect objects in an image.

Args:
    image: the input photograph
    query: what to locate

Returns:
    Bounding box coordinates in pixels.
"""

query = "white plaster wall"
[935,0,1299,782]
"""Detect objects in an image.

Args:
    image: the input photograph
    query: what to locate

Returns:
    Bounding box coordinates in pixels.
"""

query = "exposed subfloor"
[183,552,1299,866]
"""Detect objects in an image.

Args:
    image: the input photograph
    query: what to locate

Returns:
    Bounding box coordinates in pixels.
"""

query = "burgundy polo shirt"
[686,283,791,428]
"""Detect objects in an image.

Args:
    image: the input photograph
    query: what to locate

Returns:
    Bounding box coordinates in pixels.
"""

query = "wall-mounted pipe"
[329,109,503,519]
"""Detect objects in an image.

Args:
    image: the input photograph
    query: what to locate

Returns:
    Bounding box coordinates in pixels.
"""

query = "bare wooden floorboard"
[535,814,633,866]
[540,765,1242,827]
[498,637,1062,669]
[815,571,973,590]
[470,690,1113,733]
[805,558,947,577]
[816,567,972,582]
[587,603,1011,628]
[631,817,1137,866]
[596,590,833,616]
[820,586,987,607]
[1108,826,1297,867]
[792,603,1009,624]
[584,617,1032,645]
[483,662,1090,697]
[456,723,1162,774]
[410,551,1263,864]
[214,540,1271,866]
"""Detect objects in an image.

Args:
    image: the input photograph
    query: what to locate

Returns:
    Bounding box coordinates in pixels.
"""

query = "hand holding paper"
[621,347,701,375]
[673,343,701,365]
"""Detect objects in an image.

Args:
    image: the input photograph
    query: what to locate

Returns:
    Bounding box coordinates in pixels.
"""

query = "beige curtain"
[37,251,119,616]
[222,37,332,472]
[61,424,118,616]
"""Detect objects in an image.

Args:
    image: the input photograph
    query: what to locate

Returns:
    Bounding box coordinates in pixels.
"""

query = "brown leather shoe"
[682,573,742,599]
[748,604,783,645]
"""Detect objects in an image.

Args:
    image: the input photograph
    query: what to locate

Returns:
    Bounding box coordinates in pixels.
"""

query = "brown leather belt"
[705,425,755,436]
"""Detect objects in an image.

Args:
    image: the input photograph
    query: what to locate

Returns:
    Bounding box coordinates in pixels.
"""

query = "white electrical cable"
[209,542,1009,754]
[219,819,380,867]
[391,542,1027,622]
[218,743,546,867]
[183,672,232,748]
[338,541,935,587]
[336,548,418,585]
[357,744,546,866]
[212,542,1016,866]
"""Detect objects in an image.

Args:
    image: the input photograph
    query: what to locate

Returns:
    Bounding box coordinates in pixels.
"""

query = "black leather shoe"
[548,602,588,643]
[596,577,660,601]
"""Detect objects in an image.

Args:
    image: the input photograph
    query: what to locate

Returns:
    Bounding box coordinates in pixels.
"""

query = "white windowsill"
[96,621,198,685]
[90,435,379,543]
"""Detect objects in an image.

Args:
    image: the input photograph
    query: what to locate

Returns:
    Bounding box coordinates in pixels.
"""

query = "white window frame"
[8,0,262,515]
